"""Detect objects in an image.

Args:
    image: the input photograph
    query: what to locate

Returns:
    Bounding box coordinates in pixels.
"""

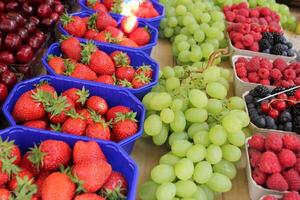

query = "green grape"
[186,144,206,163]
[150,92,172,111]
[212,21,225,32]
[205,144,222,164]
[187,122,209,138]
[168,17,178,28]
[206,173,232,193]
[205,27,219,39]
[188,89,208,108]
[217,77,229,91]
[168,132,188,146]
[200,13,211,23]
[171,140,192,157]
[153,125,169,146]
[175,158,194,180]
[152,85,166,93]
[194,30,205,43]
[156,182,176,200]
[201,43,214,59]
[248,0,257,7]
[160,18,168,29]
[164,27,174,38]
[139,180,159,200]
[199,23,210,31]
[142,92,156,110]
[206,38,219,49]
[193,130,211,146]
[176,5,187,15]
[183,15,196,26]
[193,161,213,184]
[279,4,289,15]
[190,49,203,62]
[172,45,179,57]
[213,159,237,179]
[191,8,202,22]
[171,98,184,111]
[160,153,181,165]
[206,82,227,99]
[202,66,221,83]
[211,10,224,21]
[221,144,242,162]
[243,127,252,138]
[227,130,245,147]
[185,108,208,123]
[175,34,188,43]
[182,198,196,200]
[177,41,191,51]
[160,108,175,123]
[188,38,197,46]
[174,66,185,78]
[216,31,225,40]
[151,164,176,184]
[188,24,200,34]
[227,97,245,110]
[178,50,191,63]
[144,114,163,136]
[222,113,242,133]
[229,110,250,128]
[192,62,205,70]
[208,125,227,146]
[166,77,180,91]
[192,187,208,200]
[206,99,223,114]
[220,68,232,81]
[162,66,175,78]
[175,180,197,198]
[170,111,186,132]
[180,27,190,35]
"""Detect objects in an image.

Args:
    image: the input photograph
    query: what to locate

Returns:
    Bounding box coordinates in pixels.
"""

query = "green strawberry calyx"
[117,79,132,88]
[87,0,98,7]
[134,73,150,83]
[100,183,126,200]
[114,111,137,123]
[111,0,123,14]
[89,109,110,128]
[64,59,77,76]
[67,109,85,120]
[50,123,62,132]
[45,95,71,119]
[0,138,21,176]
[60,13,74,26]
[12,176,38,200]
[113,51,130,67]
[81,42,97,65]
[60,166,85,194]
[76,87,90,106]
[138,64,152,73]
[28,145,47,170]
[88,13,98,30]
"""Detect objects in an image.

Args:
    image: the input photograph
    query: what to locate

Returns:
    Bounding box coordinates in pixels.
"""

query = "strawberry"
[110,51,131,67]
[62,87,90,108]
[105,26,124,39]
[7,168,33,190]
[119,38,138,48]
[84,29,99,40]
[117,79,132,88]
[41,172,76,200]
[72,160,112,193]
[136,64,153,78]
[23,120,47,129]
[35,171,50,198]
[46,96,74,124]
[87,0,108,13]
[73,141,107,165]
[47,55,66,75]
[62,109,87,136]
[103,0,114,10]
[86,96,108,115]
[129,27,151,46]
[94,31,109,43]
[20,153,39,177]
[132,73,150,88]
[34,82,56,96]
[106,106,131,122]
[136,1,159,18]
[116,66,135,82]
[95,12,117,31]
[86,121,111,140]
[11,175,38,200]
[112,112,138,142]
[101,171,127,199]
[81,42,115,76]
[64,60,97,81]
[77,109,94,125]
[0,188,10,200]
[27,140,72,172]
[60,37,82,62]
[75,193,105,200]
[121,16,138,34]
[60,14,87,37]
[95,75,115,85]
[0,169,9,186]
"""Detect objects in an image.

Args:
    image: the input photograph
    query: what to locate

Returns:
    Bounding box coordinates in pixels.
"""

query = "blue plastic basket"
[2,75,145,154]
[42,39,159,99]
[0,126,138,200]
[57,11,159,55]
[78,0,165,29]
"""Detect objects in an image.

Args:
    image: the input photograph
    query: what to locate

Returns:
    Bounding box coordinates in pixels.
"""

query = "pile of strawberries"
[48,37,153,88]
[86,0,160,19]
[12,81,139,142]
[0,138,128,200]
[262,192,300,200]
[235,56,300,87]
[248,132,300,192]
[60,12,152,48]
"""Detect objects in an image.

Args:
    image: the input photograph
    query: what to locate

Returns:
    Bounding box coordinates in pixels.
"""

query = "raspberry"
[258,68,270,79]
[225,11,236,22]
[258,151,281,174]
[248,72,260,83]
[248,134,265,151]
[283,169,300,191]
[250,9,260,18]
[270,69,283,81]
[246,57,260,72]
[265,132,283,152]
[237,2,248,9]
[278,149,297,168]
[295,77,300,86]
[260,7,271,16]
[260,79,270,85]
[251,17,259,24]
[236,65,247,78]
[251,24,262,32]
[259,18,268,26]
[249,42,259,52]
[231,23,244,32]
[282,80,295,88]
[266,173,288,191]
[273,58,288,71]
[235,15,246,23]
[295,159,300,174]
[249,148,262,168]
[232,32,244,43]
[284,69,297,80]
[282,134,300,152]
[234,41,245,49]
[241,23,251,34]
[241,77,249,82]
[263,196,277,200]
[260,58,273,70]
[242,34,254,47]
[238,8,249,17]
[236,57,248,64]
[252,167,267,185]
[283,192,300,200]
[251,31,262,41]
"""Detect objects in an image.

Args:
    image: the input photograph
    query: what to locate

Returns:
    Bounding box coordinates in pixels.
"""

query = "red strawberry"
[23,120,47,129]
[103,0,114,10]
[132,74,150,88]
[129,27,150,46]
[116,66,135,82]
[62,87,90,108]
[105,26,124,39]
[77,109,94,125]
[94,31,110,43]
[0,83,8,103]
[0,167,9,186]
[87,0,108,13]
[102,171,127,198]
[0,139,22,166]
[119,38,138,48]
[86,96,108,115]
[96,12,117,31]
[35,171,50,198]
[60,14,86,37]
[136,65,153,78]
[41,172,76,200]
[106,106,131,122]
[73,141,107,165]
[95,75,115,85]
[110,51,131,67]
[81,42,115,76]
[75,193,105,200]
[8,168,33,190]
[62,109,87,136]
[72,160,112,193]
[121,16,138,34]
[47,55,66,75]
[20,153,40,177]
[86,121,111,140]
[112,112,138,142]
[60,37,82,62]
[84,29,99,40]
[64,60,97,81]
[0,188,10,200]
[34,82,56,96]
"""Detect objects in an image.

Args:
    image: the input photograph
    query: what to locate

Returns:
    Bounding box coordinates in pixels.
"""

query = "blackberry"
[286,86,296,96]
[262,32,274,44]
[273,33,287,44]
[259,39,271,51]
[250,85,271,98]
[271,44,286,55]
[272,87,285,94]
[292,103,300,116]
[292,116,300,134]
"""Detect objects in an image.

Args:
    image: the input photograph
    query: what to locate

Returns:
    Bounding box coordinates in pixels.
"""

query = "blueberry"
[245,94,254,104]
[287,49,294,57]
[286,42,293,49]
[282,45,289,50]
[265,116,277,129]
[284,122,293,131]
[279,111,292,123]
[253,116,266,128]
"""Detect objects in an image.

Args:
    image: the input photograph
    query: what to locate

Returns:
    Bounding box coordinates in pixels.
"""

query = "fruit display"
[261,192,300,200]
[159,0,227,64]
[245,85,300,133]
[247,133,300,193]
[0,63,18,107]
[58,12,158,52]
[43,37,158,97]
[235,56,300,87]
